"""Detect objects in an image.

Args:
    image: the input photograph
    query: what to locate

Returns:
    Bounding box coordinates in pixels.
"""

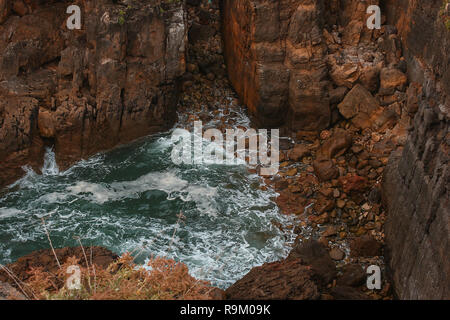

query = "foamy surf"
[0,101,295,289]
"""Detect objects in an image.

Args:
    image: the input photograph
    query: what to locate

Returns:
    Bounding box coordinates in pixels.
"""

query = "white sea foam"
[42,147,60,175]
[0,208,22,219]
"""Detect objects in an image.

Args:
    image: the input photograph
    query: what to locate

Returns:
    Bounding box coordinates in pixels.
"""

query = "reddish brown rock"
[225,259,320,300]
[287,144,310,161]
[379,68,408,95]
[337,264,366,287]
[338,84,380,129]
[330,286,369,300]
[329,62,360,89]
[359,65,380,93]
[313,159,339,182]
[338,174,369,194]
[0,281,26,300]
[0,0,10,24]
[276,189,309,215]
[12,0,29,16]
[350,235,382,257]
[222,0,330,130]
[316,128,352,160]
[338,0,379,46]
[288,240,337,286]
[329,247,345,261]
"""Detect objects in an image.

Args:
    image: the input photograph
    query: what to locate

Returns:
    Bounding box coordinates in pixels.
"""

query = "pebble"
[329,247,345,260]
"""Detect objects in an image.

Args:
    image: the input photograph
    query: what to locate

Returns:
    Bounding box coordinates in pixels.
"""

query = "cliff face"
[221,0,379,130]
[382,0,450,300]
[221,0,330,129]
[0,0,186,188]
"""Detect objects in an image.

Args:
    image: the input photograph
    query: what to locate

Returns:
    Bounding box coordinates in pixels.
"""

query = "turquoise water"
[0,108,294,288]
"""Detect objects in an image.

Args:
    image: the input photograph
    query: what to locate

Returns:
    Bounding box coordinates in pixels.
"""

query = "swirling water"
[0,105,294,288]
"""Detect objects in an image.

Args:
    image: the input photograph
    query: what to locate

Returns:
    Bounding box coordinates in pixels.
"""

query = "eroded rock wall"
[221,0,330,129]
[221,0,380,130]
[0,0,186,188]
[381,0,450,299]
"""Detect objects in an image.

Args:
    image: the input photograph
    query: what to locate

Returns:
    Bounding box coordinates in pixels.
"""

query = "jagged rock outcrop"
[226,240,369,300]
[382,0,450,299]
[0,0,186,188]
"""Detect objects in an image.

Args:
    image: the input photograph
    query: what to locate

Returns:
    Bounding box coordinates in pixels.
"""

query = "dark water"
[0,107,294,288]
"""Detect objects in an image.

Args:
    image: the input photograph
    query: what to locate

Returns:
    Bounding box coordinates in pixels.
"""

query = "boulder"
[337,264,367,287]
[359,66,380,93]
[0,281,26,300]
[350,235,383,257]
[313,160,339,182]
[379,68,407,95]
[329,63,360,89]
[12,0,28,16]
[287,144,310,161]
[329,247,345,261]
[338,84,380,129]
[331,286,369,300]
[316,129,352,160]
[225,259,320,300]
[338,174,369,194]
[288,240,337,286]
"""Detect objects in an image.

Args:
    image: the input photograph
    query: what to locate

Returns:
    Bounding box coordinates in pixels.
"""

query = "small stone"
[187,63,198,73]
[337,199,346,208]
[320,130,331,140]
[329,247,345,260]
[280,161,290,168]
[323,226,338,237]
[287,144,310,161]
[333,188,340,198]
[285,168,298,176]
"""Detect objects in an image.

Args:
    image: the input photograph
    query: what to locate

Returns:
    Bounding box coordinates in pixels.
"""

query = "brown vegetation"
[5,253,213,300]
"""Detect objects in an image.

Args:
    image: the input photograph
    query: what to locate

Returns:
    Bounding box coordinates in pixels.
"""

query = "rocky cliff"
[222,0,449,299]
[0,0,186,188]
[382,0,450,300]
[221,0,381,130]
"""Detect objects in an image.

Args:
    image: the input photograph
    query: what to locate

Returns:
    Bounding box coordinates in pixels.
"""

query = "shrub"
[21,253,213,300]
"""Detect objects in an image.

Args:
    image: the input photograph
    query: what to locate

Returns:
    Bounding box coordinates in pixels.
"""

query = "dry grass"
[20,253,213,300]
